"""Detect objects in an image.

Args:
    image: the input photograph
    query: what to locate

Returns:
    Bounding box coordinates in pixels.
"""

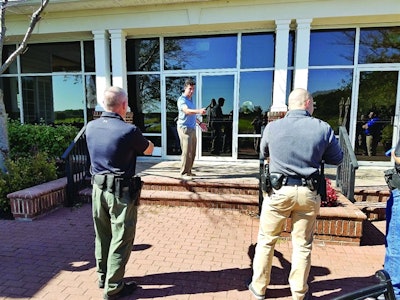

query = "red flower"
[321,178,338,207]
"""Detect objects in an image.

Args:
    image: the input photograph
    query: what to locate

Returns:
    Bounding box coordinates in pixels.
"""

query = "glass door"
[199,74,235,158]
[355,70,400,163]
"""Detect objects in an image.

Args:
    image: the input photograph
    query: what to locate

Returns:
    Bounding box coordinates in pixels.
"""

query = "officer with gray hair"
[248,88,343,300]
[86,86,154,300]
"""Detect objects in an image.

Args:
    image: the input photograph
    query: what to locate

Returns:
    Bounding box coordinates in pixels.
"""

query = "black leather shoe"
[99,280,105,289]
[103,281,138,300]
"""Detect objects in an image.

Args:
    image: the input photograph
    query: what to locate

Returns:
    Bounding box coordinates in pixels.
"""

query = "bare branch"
[0,0,49,74]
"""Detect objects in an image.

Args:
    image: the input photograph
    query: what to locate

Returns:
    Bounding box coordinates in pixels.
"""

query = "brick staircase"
[353,186,390,221]
[78,174,377,245]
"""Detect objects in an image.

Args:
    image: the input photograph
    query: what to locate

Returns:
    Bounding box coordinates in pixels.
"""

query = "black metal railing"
[337,126,359,202]
[333,270,395,300]
[61,126,90,207]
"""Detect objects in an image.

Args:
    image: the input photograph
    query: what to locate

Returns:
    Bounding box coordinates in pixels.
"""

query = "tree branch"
[0,0,49,74]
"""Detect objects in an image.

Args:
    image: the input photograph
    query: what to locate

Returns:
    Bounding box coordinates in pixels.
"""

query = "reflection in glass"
[286,70,293,101]
[21,75,84,125]
[83,41,95,72]
[85,75,97,121]
[2,45,17,74]
[201,75,234,157]
[241,33,275,68]
[53,75,84,125]
[309,29,355,66]
[239,71,272,134]
[126,38,160,71]
[308,69,353,133]
[359,27,400,64]
[127,75,161,134]
[21,42,81,73]
[238,137,259,159]
[0,77,20,119]
[164,35,237,70]
[288,31,295,67]
[357,71,397,161]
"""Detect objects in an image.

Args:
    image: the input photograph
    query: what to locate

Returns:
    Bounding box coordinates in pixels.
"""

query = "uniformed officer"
[86,86,154,300]
[248,88,343,300]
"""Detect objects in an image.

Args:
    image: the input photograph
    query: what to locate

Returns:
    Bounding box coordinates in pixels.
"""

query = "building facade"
[2,0,400,165]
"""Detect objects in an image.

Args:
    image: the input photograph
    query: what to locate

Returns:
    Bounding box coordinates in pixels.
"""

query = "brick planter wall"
[7,178,67,221]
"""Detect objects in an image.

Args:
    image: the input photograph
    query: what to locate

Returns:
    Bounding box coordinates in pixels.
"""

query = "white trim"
[92,30,111,110]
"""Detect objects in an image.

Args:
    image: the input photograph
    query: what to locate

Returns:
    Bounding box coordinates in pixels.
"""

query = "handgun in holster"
[115,176,143,205]
[128,176,143,206]
[261,164,272,193]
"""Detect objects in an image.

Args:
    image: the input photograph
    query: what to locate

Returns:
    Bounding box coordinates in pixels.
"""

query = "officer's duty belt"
[285,176,307,186]
[91,174,143,199]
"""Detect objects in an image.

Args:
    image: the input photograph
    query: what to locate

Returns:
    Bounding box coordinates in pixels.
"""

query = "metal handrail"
[60,126,90,207]
[337,126,359,202]
[333,270,395,300]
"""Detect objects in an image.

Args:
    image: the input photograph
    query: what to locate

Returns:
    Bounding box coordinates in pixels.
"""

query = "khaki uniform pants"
[178,126,197,175]
[251,186,320,300]
[92,184,138,297]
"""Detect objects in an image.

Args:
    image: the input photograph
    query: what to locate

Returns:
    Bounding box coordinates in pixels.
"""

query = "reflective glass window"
[0,77,20,119]
[84,41,95,72]
[238,137,259,159]
[126,38,160,71]
[359,27,400,64]
[2,45,18,74]
[309,29,355,66]
[288,31,295,67]
[21,75,84,125]
[127,74,161,134]
[308,69,353,133]
[241,33,275,68]
[53,75,85,126]
[238,71,272,134]
[21,42,81,73]
[164,35,237,70]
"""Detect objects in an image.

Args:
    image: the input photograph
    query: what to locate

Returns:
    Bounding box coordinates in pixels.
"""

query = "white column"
[293,19,312,89]
[92,30,111,110]
[271,19,291,112]
[109,29,128,91]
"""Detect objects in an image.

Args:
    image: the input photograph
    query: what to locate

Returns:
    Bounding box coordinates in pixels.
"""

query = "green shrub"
[0,120,79,218]
[7,119,79,160]
[0,152,57,218]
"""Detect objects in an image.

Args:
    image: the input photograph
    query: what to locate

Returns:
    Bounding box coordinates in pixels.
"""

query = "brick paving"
[0,202,386,300]
[0,161,390,299]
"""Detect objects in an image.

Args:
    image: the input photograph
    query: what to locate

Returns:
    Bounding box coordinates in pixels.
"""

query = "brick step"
[354,186,390,202]
[77,187,259,212]
[141,175,259,195]
[354,201,387,221]
[140,190,259,211]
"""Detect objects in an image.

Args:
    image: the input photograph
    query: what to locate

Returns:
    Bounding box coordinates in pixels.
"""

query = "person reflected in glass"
[222,110,233,153]
[210,97,225,155]
[251,114,263,154]
[362,110,381,156]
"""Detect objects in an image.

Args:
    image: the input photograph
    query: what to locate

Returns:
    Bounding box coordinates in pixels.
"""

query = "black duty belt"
[285,176,307,186]
[91,174,143,199]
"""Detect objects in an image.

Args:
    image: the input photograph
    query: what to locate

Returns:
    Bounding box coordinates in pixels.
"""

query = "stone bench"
[7,177,67,221]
